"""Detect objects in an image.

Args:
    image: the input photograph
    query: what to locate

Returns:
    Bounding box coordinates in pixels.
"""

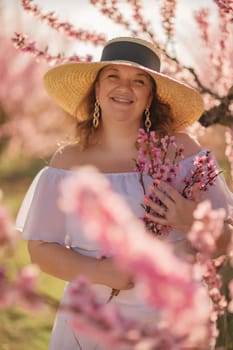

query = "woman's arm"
[28,240,133,290]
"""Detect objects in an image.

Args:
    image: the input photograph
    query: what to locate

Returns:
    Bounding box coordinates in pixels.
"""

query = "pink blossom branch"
[195,7,230,94]
[128,0,157,41]
[21,0,106,46]
[135,129,184,236]
[90,0,138,35]
[188,201,228,346]
[194,8,210,44]
[160,0,177,49]
[12,32,93,64]
[90,0,157,40]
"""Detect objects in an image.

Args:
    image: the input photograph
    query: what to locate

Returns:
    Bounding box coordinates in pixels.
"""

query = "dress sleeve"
[201,173,233,217]
[16,167,66,244]
[195,153,233,217]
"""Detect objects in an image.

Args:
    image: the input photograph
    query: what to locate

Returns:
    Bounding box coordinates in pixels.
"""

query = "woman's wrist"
[94,257,110,286]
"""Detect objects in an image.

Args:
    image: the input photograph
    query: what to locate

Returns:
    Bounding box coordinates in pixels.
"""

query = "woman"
[16,37,233,349]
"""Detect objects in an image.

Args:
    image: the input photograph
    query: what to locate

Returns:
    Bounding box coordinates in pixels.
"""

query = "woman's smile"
[111,96,134,105]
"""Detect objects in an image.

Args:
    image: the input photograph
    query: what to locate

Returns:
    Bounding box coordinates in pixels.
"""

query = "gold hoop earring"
[93,100,100,128]
[144,108,151,133]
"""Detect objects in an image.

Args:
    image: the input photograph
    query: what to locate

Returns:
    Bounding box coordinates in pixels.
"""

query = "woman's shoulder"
[49,142,82,170]
[173,131,202,159]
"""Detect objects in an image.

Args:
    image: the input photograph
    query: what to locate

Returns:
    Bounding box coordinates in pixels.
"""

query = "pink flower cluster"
[7,265,45,311]
[214,0,233,20]
[135,128,184,235]
[188,200,225,257]
[0,261,45,311]
[160,0,177,39]
[194,9,210,44]
[135,129,222,236]
[182,150,222,199]
[59,166,210,348]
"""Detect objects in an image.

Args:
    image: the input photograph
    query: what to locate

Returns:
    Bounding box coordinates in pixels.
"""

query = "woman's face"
[95,64,153,126]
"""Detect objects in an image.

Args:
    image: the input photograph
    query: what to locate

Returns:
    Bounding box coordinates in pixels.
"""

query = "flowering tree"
[12,0,233,126]
[8,0,233,178]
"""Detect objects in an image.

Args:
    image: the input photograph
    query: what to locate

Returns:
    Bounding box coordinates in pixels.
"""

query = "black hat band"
[100,41,161,72]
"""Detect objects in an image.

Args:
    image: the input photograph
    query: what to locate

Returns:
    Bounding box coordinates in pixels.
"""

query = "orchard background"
[0,1,233,349]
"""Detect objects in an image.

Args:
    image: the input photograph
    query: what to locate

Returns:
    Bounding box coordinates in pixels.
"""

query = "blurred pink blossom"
[59,166,210,347]
[188,200,228,346]
[12,264,45,312]
[188,200,226,256]
[65,275,208,349]
[0,264,45,312]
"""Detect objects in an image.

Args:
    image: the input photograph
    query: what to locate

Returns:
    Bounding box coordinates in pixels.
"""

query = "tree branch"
[21,0,106,46]
[199,85,233,128]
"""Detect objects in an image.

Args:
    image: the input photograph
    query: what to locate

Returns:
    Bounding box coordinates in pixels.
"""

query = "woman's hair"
[74,69,175,149]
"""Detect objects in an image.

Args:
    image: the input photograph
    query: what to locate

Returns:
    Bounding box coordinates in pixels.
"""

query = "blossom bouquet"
[135,128,222,236]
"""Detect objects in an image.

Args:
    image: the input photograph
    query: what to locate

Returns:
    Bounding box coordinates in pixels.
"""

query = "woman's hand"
[144,181,200,233]
[97,257,134,290]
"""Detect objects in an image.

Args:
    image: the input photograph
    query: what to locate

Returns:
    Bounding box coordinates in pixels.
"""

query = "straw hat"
[44,37,204,131]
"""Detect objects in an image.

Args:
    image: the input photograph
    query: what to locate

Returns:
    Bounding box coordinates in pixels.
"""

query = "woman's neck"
[96,125,139,153]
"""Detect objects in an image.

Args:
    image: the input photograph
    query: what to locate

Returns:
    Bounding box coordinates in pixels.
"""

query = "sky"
[2,0,217,66]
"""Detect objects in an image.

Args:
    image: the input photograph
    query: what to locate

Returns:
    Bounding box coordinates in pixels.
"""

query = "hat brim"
[44,60,204,131]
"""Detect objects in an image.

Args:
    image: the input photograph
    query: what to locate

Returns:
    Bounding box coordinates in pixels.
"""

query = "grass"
[0,307,54,350]
[1,155,233,349]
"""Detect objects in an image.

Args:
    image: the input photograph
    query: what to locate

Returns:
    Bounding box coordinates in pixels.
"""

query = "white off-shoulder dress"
[16,150,233,350]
